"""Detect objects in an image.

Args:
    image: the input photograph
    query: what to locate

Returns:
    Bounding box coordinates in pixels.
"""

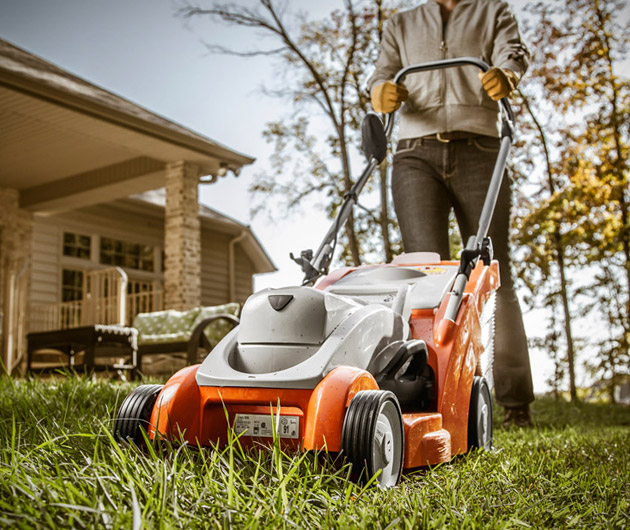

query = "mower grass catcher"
[115,58,514,488]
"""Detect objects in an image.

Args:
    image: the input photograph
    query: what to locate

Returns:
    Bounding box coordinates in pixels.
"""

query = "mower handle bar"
[383,57,515,138]
[301,58,514,297]
[383,57,515,327]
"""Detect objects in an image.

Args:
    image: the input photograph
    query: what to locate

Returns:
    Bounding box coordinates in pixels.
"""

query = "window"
[62,269,83,302]
[100,237,154,272]
[63,232,91,259]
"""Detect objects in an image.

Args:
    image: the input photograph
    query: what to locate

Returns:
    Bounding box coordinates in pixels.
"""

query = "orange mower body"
[133,256,498,473]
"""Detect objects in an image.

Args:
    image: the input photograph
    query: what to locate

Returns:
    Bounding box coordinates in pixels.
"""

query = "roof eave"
[0,69,255,169]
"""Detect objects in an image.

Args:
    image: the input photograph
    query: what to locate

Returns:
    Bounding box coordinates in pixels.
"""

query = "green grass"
[0,375,628,529]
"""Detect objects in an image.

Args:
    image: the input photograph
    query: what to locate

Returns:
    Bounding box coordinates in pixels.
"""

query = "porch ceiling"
[1,85,150,184]
[0,85,237,196]
[0,38,255,214]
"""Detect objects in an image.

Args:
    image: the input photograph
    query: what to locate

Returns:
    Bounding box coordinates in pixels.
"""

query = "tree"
[514,0,630,400]
[511,85,580,401]
[179,0,404,266]
[549,0,629,402]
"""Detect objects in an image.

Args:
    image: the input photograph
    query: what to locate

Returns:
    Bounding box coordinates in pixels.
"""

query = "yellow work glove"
[478,67,518,101]
[371,81,409,113]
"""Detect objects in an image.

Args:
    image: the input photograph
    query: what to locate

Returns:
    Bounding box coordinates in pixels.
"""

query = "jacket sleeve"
[491,2,530,81]
[366,15,404,93]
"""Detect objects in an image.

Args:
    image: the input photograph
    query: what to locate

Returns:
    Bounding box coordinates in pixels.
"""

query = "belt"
[422,131,478,143]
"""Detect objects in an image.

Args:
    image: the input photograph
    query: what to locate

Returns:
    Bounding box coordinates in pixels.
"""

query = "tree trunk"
[556,234,578,402]
[522,93,579,401]
[339,125,361,265]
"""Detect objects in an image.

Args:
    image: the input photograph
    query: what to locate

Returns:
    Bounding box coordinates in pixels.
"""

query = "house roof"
[0,38,255,213]
[128,189,276,274]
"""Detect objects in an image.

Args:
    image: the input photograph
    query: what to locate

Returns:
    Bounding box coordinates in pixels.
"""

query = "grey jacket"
[367,0,530,139]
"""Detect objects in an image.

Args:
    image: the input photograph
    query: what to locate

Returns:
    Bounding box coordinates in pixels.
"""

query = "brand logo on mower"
[268,294,294,311]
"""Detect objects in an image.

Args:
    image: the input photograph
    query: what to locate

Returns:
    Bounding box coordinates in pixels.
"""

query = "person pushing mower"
[368,0,534,426]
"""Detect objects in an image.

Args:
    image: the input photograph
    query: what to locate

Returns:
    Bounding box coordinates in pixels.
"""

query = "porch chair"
[133,302,240,371]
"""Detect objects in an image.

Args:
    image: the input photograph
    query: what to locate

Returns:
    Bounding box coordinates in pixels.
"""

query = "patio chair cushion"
[133,304,239,347]
[133,303,241,371]
[134,307,201,345]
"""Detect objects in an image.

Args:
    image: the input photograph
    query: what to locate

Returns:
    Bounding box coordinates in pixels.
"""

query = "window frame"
[62,231,92,261]
[58,227,163,304]
[99,236,156,272]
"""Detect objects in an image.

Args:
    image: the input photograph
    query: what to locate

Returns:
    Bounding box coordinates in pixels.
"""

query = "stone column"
[164,161,201,310]
[0,188,33,372]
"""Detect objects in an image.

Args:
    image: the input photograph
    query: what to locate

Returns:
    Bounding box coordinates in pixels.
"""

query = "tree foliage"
[514,0,630,400]
[179,0,405,266]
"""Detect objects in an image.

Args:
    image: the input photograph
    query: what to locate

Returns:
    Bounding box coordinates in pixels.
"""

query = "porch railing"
[30,300,84,332]
[29,268,164,333]
[125,288,163,326]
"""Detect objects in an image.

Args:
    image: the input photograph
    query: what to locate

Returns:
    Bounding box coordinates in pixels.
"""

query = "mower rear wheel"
[341,390,404,487]
[468,376,493,450]
[114,384,163,447]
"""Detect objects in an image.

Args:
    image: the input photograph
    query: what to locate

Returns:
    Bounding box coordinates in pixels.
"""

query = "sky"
[0,0,350,287]
[0,0,536,282]
[2,0,628,394]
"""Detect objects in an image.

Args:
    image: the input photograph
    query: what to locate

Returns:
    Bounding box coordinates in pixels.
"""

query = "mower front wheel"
[341,390,404,488]
[114,384,163,447]
[468,376,493,450]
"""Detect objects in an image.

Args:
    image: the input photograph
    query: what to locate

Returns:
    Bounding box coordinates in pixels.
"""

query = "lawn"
[0,375,628,529]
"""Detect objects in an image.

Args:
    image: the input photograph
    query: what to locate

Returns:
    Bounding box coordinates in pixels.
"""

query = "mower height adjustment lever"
[290,249,321,284]
[457,237,494,277]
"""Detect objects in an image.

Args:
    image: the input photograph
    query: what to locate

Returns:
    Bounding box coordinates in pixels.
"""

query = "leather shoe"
[503,405,533,427]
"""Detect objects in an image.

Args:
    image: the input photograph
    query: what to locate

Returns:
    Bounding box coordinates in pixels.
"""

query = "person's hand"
[371,81,409,113]
[478,67,518,100]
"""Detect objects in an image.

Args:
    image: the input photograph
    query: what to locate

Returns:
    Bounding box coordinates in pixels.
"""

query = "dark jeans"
[392,136,534,407]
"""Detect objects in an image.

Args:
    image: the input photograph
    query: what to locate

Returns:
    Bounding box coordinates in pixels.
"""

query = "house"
[0,38,275,373]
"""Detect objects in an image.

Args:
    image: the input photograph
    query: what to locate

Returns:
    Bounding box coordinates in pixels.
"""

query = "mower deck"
[145,256,498,469]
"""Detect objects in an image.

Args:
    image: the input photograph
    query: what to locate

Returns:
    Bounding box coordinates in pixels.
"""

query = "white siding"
[59,204,164,248]
[200,231,230,306]
[30,201,258,309]
[30,220,60,304]
[235,245,255,305]
[200,232,256,306]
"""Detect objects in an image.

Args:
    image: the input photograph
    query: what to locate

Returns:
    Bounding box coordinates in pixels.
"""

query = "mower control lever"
[290,249,319,281]
[480,237,494,266]
[457,237,494,278]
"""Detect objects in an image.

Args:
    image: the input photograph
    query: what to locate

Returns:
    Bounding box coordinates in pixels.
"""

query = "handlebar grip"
[383,57,514,138]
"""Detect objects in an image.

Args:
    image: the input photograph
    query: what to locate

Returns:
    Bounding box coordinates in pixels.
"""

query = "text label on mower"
[234,414,300,439]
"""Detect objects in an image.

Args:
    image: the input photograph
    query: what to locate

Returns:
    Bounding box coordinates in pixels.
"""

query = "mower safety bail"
[384,58,515,333]
[292,57,515,310]
[384,58,515,332]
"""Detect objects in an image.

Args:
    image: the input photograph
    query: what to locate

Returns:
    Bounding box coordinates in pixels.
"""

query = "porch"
[0,38,276,375]
[19,267,161,373]
[28,267,164,333]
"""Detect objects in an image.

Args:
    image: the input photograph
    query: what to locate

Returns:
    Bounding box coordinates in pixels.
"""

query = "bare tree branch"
[180,0,403,264]
[202,42,285,57]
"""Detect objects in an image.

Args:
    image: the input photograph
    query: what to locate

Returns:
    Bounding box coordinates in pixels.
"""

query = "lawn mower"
[114,58,515,487]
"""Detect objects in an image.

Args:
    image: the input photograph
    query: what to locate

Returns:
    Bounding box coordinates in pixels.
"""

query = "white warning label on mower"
[234,414,299,439]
